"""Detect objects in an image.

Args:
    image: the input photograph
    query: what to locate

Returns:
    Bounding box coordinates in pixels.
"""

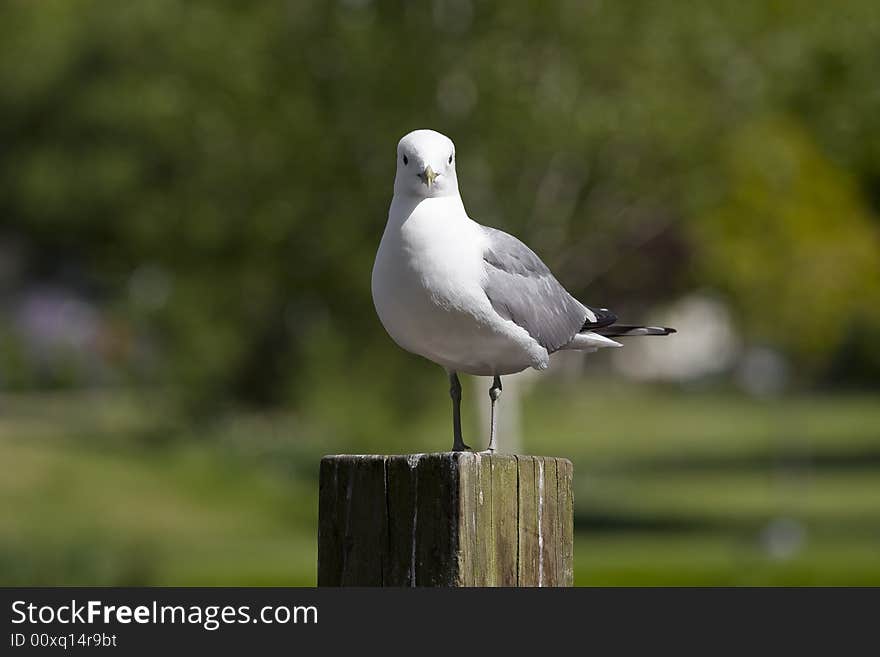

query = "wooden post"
[317,453,574,587]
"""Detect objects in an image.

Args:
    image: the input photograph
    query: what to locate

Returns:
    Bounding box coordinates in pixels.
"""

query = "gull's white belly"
[371,199,548,376]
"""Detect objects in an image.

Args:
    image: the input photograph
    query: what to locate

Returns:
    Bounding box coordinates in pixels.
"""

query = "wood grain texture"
[516,456,540,586]
[317,453,573,587]
[557,458,575,586]
[414,454,459,586]
[384,455,418,586]
[490,455,519,585]
[456,453,477,586]
[472,453,495,586]
[538,456,559,586]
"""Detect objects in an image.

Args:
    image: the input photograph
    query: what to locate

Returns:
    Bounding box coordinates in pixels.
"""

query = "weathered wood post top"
[318,452,573,587]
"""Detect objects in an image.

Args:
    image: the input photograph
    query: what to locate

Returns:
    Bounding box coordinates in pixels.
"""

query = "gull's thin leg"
[486,375,502,453]
[449,371,470,451]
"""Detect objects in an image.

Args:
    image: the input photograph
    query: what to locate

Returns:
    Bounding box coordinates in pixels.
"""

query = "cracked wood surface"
[318,453,573,587]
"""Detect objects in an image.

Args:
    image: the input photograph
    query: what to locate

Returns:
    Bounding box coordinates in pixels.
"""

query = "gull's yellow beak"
[420,165,438,188]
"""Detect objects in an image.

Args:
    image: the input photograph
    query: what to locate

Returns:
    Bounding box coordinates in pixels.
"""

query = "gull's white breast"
[371,196,548,375]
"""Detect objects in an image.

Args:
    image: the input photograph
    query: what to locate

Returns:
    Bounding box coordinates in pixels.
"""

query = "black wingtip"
[583,306,618,330]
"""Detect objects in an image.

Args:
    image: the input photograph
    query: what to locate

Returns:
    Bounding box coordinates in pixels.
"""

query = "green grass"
[575,533,880,586]
[523,382,880,461]
[526,382,880,585]
[0,404,317,586]
[1,383,879,586]
[575,469,880,524]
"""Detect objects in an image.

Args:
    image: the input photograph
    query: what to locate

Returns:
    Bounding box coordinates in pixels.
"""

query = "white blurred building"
[612,294,741,382]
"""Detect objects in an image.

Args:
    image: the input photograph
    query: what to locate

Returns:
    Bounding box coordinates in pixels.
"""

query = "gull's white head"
[394,129,459,198]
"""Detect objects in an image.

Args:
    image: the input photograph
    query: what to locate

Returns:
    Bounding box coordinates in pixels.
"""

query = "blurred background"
[2,0,879,586]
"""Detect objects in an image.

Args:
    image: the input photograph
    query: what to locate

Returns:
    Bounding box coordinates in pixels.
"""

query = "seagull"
[372,129,675,453]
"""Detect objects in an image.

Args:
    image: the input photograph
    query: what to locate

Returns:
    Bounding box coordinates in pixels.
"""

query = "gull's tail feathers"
[593,325,677,337]
[563,331,622,353]
[566,310,676,352]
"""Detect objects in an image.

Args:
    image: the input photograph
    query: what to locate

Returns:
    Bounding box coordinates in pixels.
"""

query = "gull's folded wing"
[481,226,589,352]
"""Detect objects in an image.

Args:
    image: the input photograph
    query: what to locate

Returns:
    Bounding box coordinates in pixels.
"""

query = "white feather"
[563,332,622,351]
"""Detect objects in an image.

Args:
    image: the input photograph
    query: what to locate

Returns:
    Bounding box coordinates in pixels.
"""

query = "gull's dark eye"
[402,155,408,166]
[448,154,453,164]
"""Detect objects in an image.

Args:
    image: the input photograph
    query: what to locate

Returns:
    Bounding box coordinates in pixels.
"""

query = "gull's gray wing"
[481,226,594,352]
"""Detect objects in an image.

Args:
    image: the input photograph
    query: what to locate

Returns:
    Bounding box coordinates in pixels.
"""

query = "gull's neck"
[389,192,467,227]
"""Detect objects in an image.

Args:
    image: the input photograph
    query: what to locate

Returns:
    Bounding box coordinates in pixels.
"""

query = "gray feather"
[481,226,589,352]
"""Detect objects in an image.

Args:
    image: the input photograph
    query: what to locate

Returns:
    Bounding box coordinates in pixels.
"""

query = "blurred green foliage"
[696,118,880,372]
[1,1,880,586]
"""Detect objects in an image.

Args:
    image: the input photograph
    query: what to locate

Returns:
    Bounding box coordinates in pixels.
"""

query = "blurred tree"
[692,117,880,374]
[0,0,878,412]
